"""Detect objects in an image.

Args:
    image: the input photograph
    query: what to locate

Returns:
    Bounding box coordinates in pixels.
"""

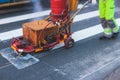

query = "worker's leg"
[105,0,119,38]
[99,0,112,39]
[99,0,105,18]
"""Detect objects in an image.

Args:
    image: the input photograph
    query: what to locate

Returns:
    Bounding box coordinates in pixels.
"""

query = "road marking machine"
[11,0,91,55]
[0,0,91,69]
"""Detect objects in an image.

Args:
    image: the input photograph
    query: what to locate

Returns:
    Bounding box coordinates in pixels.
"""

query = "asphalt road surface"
[0,0,120,80]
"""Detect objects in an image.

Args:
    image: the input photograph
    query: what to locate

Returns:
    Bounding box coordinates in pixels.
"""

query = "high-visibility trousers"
[99,0,119,34]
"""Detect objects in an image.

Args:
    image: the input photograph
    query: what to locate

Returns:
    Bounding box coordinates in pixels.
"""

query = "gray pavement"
[0,0,120,80]
[104,66,120,80]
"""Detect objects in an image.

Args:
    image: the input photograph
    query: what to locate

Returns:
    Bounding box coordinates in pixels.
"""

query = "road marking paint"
[0,63,12,69]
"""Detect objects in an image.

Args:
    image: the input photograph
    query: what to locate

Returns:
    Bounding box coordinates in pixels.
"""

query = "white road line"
[72,24,102,41]
[78,56,120,80]
[0,29,22,40]
[74,10,99,22]
[0,64,12,69]
[0,10,99,41]
[0,4,88,25]
[0,10,50,25]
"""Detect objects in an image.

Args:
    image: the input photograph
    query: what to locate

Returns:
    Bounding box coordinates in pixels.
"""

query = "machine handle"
[68,0,92,23]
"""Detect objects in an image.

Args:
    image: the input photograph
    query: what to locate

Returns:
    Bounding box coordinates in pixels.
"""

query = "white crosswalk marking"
[0,10,50,25]
[0,10,99,41]
[74,10,98,22]
[0,4,88,25]
[0,29,22,41]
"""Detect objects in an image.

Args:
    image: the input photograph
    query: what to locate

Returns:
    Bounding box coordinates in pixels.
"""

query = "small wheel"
[64,37,74,48]
[44,46,53,51]
[22,52,27,56]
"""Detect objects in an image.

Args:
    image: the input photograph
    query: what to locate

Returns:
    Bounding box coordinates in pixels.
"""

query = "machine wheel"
[44,46,53,51]
[64,37,74,48]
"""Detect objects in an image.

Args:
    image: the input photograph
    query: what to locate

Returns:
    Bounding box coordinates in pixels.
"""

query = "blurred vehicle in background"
[0,0,9,3]
[0,0,31,8]
[0,0,98,8]
[0,0,30,3]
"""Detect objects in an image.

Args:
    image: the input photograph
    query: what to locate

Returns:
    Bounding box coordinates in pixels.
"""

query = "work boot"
[112,26,120,39]
[100,29,113,40]
[99,35,112,40]
[111,32,119,39]
[100,32,119,40]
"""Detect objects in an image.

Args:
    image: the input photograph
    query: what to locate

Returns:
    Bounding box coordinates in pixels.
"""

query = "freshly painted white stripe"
[0,4,88,25]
